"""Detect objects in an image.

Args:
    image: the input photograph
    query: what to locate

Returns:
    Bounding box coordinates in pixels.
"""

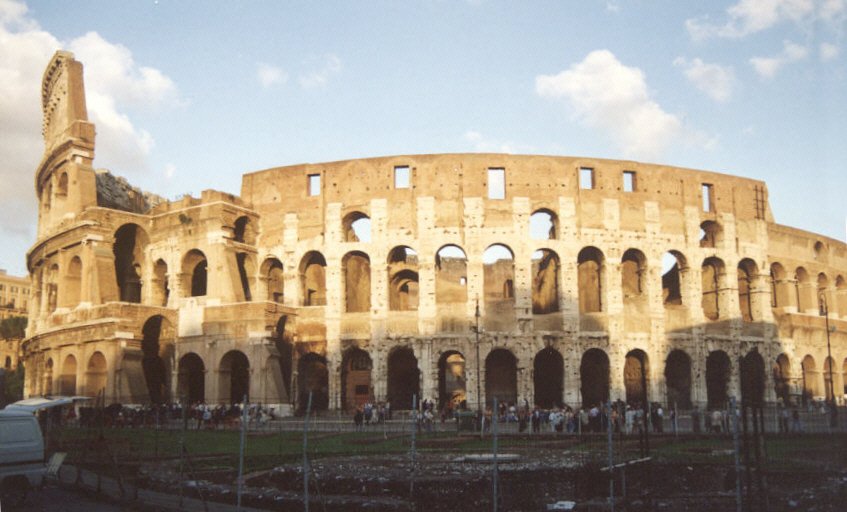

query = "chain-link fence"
[44,396,847,511]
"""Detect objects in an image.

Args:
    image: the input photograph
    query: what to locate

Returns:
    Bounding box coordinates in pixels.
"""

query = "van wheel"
[1,477,29,506]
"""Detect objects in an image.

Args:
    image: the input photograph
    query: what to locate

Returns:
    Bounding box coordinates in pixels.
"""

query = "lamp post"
[819,292,838,428]
[474,297,482,413]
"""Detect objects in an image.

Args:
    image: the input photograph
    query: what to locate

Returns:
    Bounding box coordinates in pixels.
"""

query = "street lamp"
[474,297,482,413]
[819,292,838,428]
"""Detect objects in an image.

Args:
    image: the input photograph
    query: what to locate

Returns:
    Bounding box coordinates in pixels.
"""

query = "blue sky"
[1,0,845,276]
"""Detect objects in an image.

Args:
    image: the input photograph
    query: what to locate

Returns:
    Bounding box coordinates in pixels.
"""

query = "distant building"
[20,51,847,412]
[0,270,30,321]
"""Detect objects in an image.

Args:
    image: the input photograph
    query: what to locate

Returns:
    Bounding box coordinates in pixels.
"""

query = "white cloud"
[750,39,809,77]
[605,2,620,13]
[164,162,176,180]
[820,41,841,59]
[298,53,342,89]
[536,50,703,161]
[673,57,736,102]
[462,130,533,154]
[257,62,288,88]
[0,0,179,272]
[686,0,818,40]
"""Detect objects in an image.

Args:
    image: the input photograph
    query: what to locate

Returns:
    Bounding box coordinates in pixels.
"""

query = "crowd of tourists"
[71,401,278,429]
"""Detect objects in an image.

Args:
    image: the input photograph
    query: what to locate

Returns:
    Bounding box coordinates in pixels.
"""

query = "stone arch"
[4,356,9,369]
[141,315,174,404]
[46,263,59,312]
[795,267,811,312]
[235,252,255,302]
[662,250,688,306]
[341,347,372,411]
[64,256,82,307]
[836,275,846,318]
[219,350,250,404]
[577,247,604,313]
[152,259,169,306]
[483,244,515,315]
[387,347,420,410]
[60,354,77,396]
[530,208,557,240]
[57,171,68,196]
[580,348,609,407]
[485,348,517,407]
[665,349,692,408]
[817,272,830,314]
[801,355,819,400]
[624,349,649,405]
[114,223,149,303]
[183,249,208,297]
[770,262,791,308]
[262,257,284,303]
[272,316,293,401]
[85,351,107,398]
[297,352,329,412]
[533,347,563,408]
[532,249,560,314]
[233,215,255,244]
[773,354,791,405]
[435,245,468,305]
[701,257,725,320]
[740,349,765,407]
[342,211,371,242]
[44,358,53,395]
[699,220,722,248]
[300,251,327,306]
[437,350,466,407]
[177,353,205,404]
[737,258,758,322]
[706,350,731,409]
[388,246,419,311]
[342,251,371,312]
[621,248,647,304]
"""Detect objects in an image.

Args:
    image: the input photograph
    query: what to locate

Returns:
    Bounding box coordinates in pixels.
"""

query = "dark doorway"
[580,348,610,407]
[665,349,692,408]
[706,350,731,409]
[141,316,172,404]
[438,351,466,407]
[387,347,420,410]
[220,350,250,403]
[298,353,329,412]
[533,347,563,408]
[624,349,649,405]
[178,353,205,404]
[485,349,517,407]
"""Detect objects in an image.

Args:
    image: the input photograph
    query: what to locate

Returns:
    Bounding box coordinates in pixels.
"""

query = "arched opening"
[388,246,419,311]
[706,350,731,409]
[438,351,466,408]
[85,352,107,398]
[219,350,250,404]
[60,354,77,396]
[177,353,205,404]
[580,348,610,407]
[801,355,819,401]
[65,256,82,307]
[483,244,515,315]
[773,354,791,405]
[57,172,68,196]
[387,347,420,410]
[624,349,649,406]
[485,349,517,407]
[795,267,811,313]
[183,249,208,297]
[141,315,174,404]
[701,257,724,320]
[4,356,9,369]
[341,348,372,411]
[662,251,687,306]
[836,276,846,318]
[262,258,284,303]
[235,252,254,301]
[44,359,53,395]
[342,251,371,312]
[152,259,169,307]
[297,353,329,412]
[532,249,560,314]
[818,273,830,315]
[578,247,604,313]
[46,264,58,312]
[533,347,563,408]
[770,262,790,308]
[114,224,148,303]
[699,221,721,248]
[740,349,765,407]
[233,216,253,244]
[665,349,692,408]
[343,211,371,242]
[530,209,557,240]
[435,245,468,305]
[738,259,758,322]
[621,249,646,307]
[300,252,327,306]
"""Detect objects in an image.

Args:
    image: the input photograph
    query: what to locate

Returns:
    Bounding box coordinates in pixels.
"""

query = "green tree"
[0,316,27,339]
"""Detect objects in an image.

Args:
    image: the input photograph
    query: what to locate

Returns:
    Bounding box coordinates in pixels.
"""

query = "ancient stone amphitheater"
[21,51,847,414]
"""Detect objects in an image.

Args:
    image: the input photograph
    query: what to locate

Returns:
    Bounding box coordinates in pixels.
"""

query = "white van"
[0,408,45,505]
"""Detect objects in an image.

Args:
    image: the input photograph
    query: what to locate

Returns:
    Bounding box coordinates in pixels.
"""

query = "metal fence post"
[303,391,313,512]
[607,401,614,512]
[237,395,248,511]
[730,397,742,512]
[410,394,417,501]
[492,397,499,512]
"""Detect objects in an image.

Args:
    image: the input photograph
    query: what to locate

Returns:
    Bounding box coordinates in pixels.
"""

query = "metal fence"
[44,396,847,512]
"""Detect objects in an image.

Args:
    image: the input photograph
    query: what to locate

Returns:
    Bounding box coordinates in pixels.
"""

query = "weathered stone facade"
[21,51,847,413]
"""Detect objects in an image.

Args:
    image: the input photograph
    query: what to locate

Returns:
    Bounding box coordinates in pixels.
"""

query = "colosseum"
[20,51,847,415]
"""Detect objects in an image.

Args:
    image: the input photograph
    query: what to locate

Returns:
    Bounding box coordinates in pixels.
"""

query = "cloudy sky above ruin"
[0,0,845,276]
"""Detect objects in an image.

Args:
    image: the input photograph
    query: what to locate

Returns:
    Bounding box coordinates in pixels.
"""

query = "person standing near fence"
[791,408,802,433]
[691,406,701,433]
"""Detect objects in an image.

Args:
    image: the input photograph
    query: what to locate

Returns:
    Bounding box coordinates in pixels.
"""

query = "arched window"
[300,252,327,306]
[661,251,687,306]
[532,249,559,314]
[738,259,758,322]
[699,221,721,248]
[530,209,557,240]
[701,257,724,320]
[577,247,604,313]
[342,211,371,242]
[183,249,208,297]
[342,251,371,312]
[262,258,284,303]
[114,224,149,303]
[483,244,515,311]
[388,246,419,311]
[795,267,811,312]
[435,245,468,305]
[621,249,646,304]
[64,256,82,307]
